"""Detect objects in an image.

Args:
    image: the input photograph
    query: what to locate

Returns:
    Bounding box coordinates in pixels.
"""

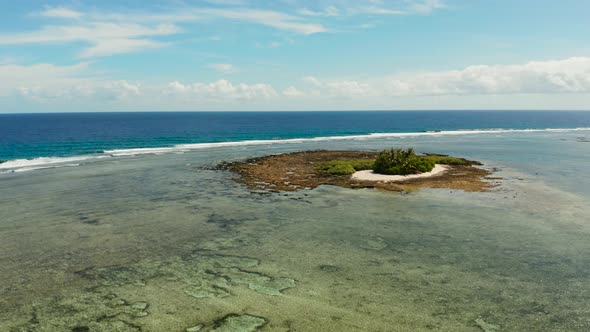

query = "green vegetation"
[315,159,374,176]
[374,148,435,175]
[315,149,477,176]
[421,154,478,166]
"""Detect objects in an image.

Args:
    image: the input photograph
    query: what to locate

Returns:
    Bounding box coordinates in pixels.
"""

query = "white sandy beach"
[351,164,448,182]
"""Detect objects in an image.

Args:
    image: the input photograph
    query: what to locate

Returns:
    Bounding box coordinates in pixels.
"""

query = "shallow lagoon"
[1,130,589,331]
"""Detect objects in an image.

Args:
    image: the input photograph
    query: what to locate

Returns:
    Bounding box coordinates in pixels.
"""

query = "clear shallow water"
[0,127,590,331]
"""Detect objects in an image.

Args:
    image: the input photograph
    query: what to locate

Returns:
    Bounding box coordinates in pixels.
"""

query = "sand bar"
[351,164,448,182]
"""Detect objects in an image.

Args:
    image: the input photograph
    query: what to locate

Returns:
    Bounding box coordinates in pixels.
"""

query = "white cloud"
[203,0,249,5]
[18,80,141,102]
[357,23,376,29]
[295,0,447,17]
[4,5,328,59]
[408,0,446,15]
[208,63,237,73]
[296,57,590,98]
[302,76,323,87]
[0,62,143,103]
[100,8,327,34]
[0,62,89,97]
[0,62,277,105]
[0,22,179,44]
[167,80,277,100]
[39,7,83,19]
[326,80,373,96]
[58,7,326,35]
[298,6,340,17]
[4,57,590,111]
[360,7,405,15]
[283,86,305,97]
[3,1,446,64]
[79,39,167,58]
[200,9,327,35]
[0,23,179,58]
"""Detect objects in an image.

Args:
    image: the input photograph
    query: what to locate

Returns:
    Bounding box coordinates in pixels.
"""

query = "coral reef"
[8,252,292,331]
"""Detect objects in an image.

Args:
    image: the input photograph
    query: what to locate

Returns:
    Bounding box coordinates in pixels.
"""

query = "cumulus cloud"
[0,62,277,105]
[167,80,277,100]
[4,57,590,110]
[0,62,142,102]
[296,57,590,98]
[0,62,88,97]
[18,80,141,102]
[302,76,323,87]
[283,86,305,97]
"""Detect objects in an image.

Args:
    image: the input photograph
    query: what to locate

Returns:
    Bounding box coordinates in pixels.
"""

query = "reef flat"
[2,130,590,332]
[217,150,497,193]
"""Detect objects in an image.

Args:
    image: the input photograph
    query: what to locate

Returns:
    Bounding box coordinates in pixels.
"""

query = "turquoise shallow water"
[0,130,589,331]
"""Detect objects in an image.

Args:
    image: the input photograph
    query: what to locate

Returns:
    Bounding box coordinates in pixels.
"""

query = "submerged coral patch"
[360,237,388,251]
[475,317,501,332]
[10,252,293,331]
[210,314,267,332]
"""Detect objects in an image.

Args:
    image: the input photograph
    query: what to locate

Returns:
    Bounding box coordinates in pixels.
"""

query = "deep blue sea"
[1,111,590,162]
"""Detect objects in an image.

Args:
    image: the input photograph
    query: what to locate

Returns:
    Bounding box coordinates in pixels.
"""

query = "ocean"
[1,110,590,161]
[1,111,590,331]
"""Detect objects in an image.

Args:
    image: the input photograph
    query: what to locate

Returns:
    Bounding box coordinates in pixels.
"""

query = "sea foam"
[104,127,590,156]
[0,156,108,173]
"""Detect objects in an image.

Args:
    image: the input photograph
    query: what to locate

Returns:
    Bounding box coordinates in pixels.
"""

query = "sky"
[0,0,590,112]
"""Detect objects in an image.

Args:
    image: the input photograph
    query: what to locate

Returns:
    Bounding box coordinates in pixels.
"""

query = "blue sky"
[1,0,589,112]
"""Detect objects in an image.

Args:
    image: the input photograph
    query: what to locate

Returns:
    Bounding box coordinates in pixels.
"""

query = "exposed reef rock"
[216,150,497,193]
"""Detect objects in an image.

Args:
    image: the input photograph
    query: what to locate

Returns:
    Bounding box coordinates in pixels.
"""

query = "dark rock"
[71,327,90,332]
[319,264,340,272]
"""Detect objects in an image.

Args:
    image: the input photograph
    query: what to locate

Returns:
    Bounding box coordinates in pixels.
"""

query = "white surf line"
[104,127,590,157]
[2,127,589,173]
[0,156,95,169]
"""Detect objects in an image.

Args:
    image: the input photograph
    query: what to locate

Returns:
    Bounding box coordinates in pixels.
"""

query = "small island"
[218,148,498,192]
